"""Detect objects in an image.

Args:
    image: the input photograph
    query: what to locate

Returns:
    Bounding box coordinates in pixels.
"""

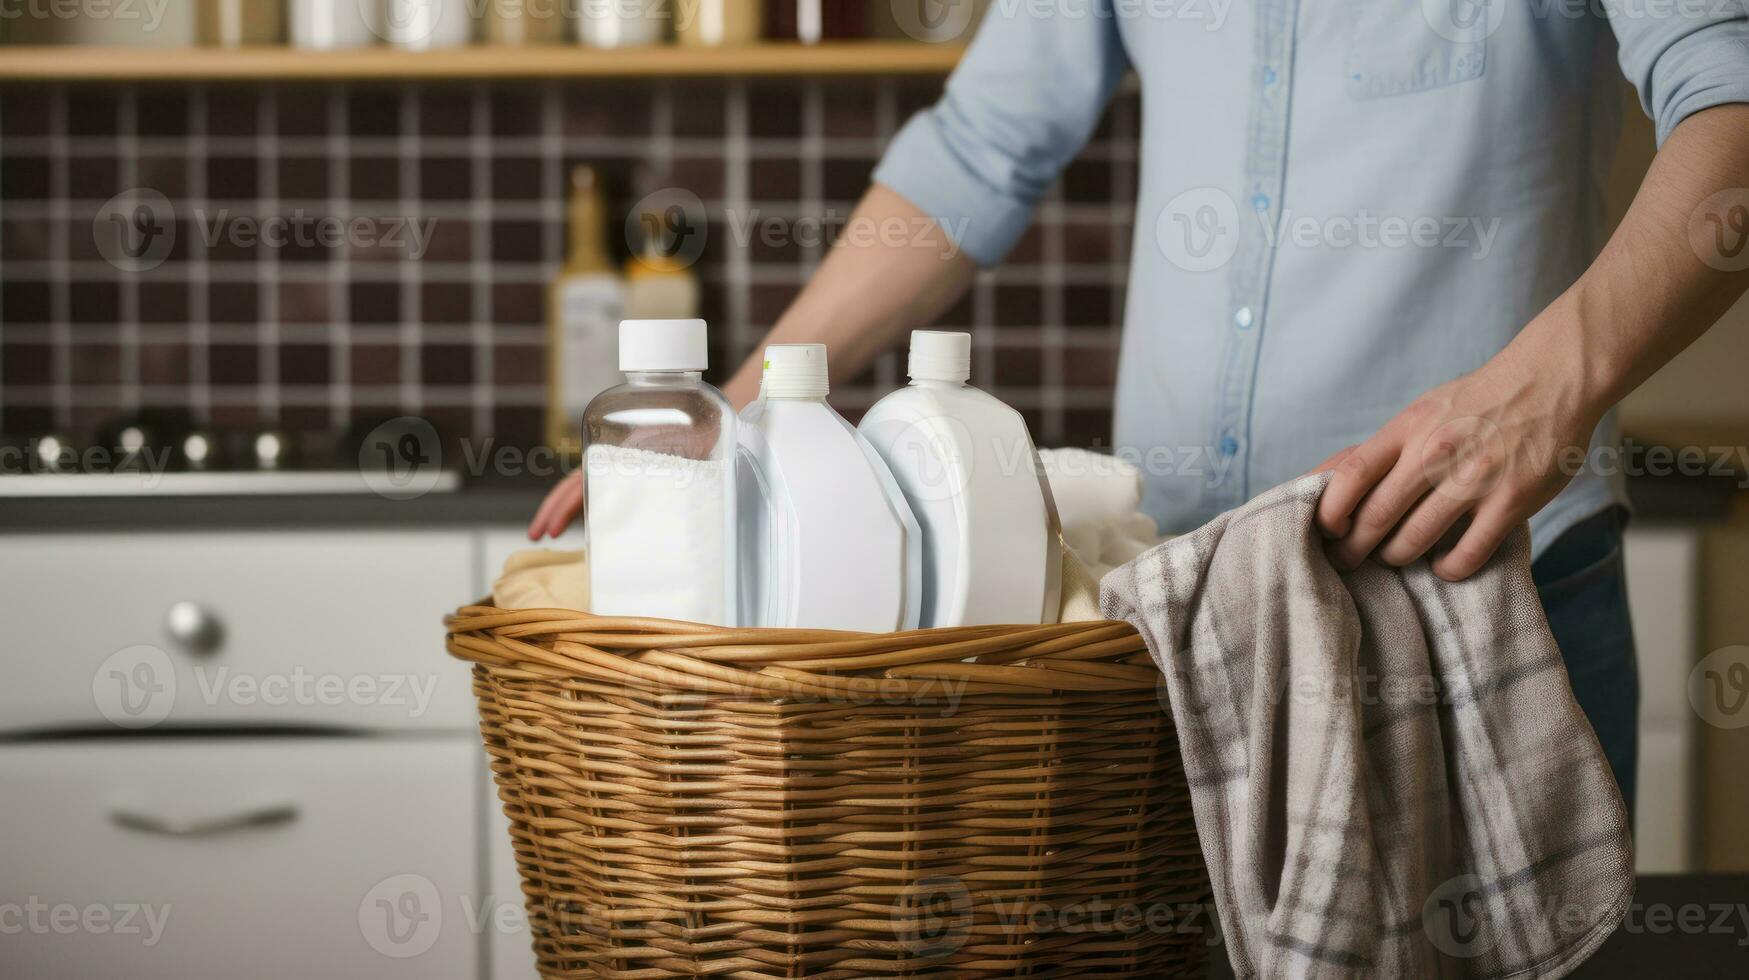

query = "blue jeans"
[1533,506,1639,819]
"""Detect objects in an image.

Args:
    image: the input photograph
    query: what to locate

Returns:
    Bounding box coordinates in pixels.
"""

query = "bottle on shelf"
[381,0,476,50]
[577,0,666,48]
[763,0,865,43]
[482,0,569,44]
[548,165,628,455]
[676,0,762,47]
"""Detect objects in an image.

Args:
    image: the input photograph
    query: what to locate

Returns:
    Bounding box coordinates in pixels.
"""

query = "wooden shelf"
[0,42,964,82]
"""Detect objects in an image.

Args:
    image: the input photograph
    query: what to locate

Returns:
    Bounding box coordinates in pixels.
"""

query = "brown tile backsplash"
[0,78,1138,450]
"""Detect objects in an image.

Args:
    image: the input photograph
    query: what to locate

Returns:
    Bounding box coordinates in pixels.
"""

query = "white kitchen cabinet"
[0,737,481,979]
[0,531,477,733]
[1623,526,1703,873]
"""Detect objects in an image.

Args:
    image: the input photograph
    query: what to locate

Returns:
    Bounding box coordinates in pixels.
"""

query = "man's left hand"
[1311,350,1600,581]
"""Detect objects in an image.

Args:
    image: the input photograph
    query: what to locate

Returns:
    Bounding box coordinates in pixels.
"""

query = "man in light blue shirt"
[533,3,1749,813]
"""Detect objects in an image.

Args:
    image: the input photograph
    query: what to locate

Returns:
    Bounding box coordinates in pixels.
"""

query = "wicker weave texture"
[446,607,1212,979]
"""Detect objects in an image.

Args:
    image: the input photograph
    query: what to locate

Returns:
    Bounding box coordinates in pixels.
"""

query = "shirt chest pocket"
[1344,0,1490,99]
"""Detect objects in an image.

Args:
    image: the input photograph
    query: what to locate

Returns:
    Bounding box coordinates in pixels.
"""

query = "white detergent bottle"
[858,331,1063,627]
[737,344,922,631]
[582,319,737,625]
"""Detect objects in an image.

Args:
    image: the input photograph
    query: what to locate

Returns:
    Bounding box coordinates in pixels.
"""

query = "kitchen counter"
[0,474,550,531]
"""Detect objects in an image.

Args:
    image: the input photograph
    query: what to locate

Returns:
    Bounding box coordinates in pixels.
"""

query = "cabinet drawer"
[0,531,477,732]
[0,737,480,979]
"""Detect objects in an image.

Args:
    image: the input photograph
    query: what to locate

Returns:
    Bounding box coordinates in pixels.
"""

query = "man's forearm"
[722,183,979,407]
[1516,103,1749,419]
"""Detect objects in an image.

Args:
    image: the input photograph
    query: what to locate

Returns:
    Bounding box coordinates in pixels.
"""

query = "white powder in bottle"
[584,444,733,625]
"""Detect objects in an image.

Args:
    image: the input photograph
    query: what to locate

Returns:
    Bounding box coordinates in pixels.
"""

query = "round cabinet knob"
[164,601,224,656]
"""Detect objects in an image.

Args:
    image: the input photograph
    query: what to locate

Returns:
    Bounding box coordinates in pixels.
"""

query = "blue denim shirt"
[874,0,1749,555]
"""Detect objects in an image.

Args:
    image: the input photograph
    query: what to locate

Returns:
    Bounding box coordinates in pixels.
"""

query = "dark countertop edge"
[0,472,1739,532]
[0,484,550,531]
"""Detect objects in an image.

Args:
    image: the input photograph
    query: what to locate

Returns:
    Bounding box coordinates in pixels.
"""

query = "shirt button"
[1263,67,1278,85]
[1251,193,1270,211]
[1220,436,1240,458]
[1233,306,1254,329]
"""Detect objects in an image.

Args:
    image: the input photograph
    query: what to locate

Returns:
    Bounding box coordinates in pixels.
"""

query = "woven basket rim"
[445,604,1155,696]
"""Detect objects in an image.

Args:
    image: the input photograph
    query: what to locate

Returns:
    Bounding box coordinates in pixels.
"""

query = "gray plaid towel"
[1101,473,1633,979]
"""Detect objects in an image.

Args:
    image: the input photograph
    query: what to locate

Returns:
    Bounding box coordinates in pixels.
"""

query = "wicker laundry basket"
[445,607,1212,979]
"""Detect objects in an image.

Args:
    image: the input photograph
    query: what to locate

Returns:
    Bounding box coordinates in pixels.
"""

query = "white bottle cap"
[619,319,708,372]
[907,330,971,384]
[761,344,830,399]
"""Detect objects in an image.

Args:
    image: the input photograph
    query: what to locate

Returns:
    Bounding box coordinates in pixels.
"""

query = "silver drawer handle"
[164,600,225,656]
[111,804,299,838]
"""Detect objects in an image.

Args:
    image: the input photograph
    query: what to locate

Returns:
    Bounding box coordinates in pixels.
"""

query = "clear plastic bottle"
[582,319,737,626]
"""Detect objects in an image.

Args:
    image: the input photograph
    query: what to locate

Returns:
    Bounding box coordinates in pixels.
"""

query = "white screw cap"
[761,344,830,399]
[619,318,708,372]
[908,330,971,384]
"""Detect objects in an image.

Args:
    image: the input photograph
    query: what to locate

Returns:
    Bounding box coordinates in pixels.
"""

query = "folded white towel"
[1040,447,1165,577]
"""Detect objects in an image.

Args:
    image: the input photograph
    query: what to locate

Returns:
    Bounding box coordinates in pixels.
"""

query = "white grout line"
[0,133,1142,162]
[258,87,280,425]
[327,85,352,427]
[470,85,494,440]
[398,84,421,415]
[117,88,141,415]
[48,88,71,428]
[724,78,752,363]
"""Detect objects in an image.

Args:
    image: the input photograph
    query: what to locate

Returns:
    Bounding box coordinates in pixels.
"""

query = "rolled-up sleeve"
[1610,0,1749,145]
[873,3,1130,266]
